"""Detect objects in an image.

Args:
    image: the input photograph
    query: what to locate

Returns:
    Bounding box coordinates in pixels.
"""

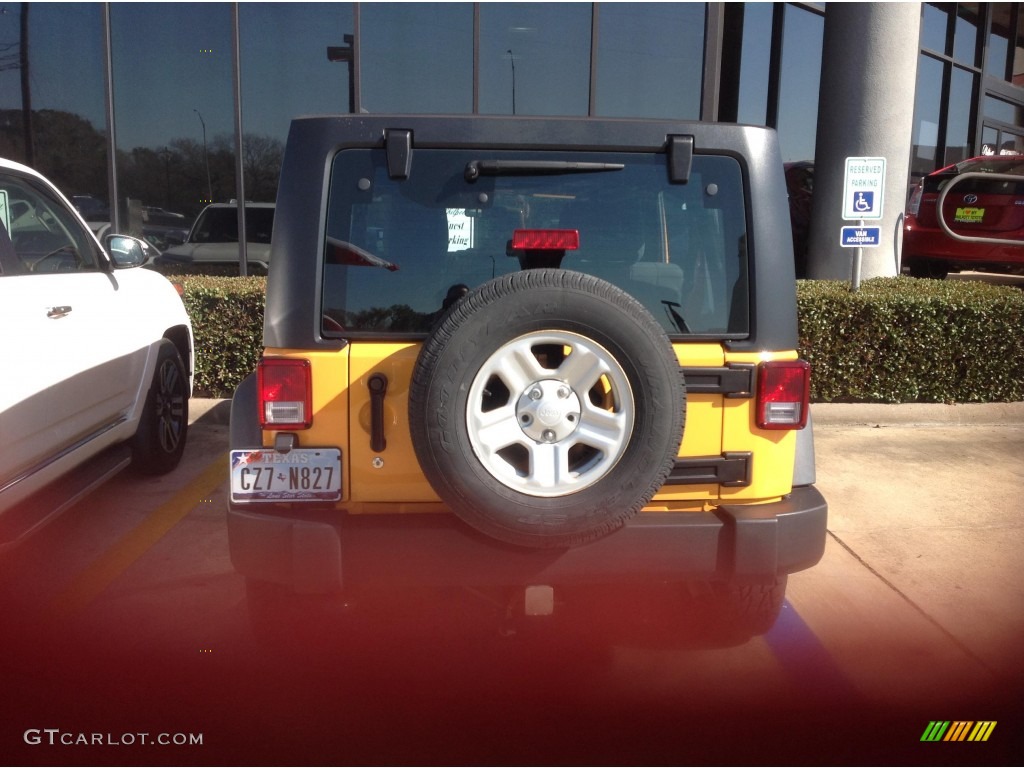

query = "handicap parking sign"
[843,157,885,220]
[852,191,874,215]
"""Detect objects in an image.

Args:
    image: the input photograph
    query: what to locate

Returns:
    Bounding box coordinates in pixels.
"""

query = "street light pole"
[161,147,171,210]
[326,34,357,114]
[507,49,516,115]
[194,108,213,203]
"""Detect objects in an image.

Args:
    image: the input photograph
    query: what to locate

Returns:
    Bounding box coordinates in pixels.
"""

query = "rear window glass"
[322,148,749,337]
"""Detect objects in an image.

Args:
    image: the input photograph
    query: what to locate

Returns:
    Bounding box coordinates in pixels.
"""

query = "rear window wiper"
[464,160,624,182]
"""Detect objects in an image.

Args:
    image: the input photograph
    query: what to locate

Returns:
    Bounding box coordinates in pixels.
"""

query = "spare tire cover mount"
[408,269,686,549]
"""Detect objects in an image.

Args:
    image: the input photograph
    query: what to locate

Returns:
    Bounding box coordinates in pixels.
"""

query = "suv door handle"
[46,305,72,319]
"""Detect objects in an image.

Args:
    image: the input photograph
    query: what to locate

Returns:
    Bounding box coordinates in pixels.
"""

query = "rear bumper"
[227,486,828,594]
[903,228,1024,268]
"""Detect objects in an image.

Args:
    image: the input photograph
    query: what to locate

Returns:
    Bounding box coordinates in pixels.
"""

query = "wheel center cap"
[537,404,562,426]
[516,379,582,443]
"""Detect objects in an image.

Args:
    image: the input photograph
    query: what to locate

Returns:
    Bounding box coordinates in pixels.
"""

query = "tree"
[241,133,283,202]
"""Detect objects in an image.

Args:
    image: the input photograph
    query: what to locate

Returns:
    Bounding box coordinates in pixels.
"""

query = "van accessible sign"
[839,225,881,248]
[842,156,885,221]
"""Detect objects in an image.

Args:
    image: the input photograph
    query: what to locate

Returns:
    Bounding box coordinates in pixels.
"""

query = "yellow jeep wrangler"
[227,115,826,637]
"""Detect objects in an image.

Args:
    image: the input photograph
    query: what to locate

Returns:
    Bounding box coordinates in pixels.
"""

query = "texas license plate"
[230,448,341,503]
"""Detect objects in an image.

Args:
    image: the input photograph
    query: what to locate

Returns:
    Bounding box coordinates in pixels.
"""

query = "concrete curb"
[189,398,230,426]
[189,397,1024,428]
[812,402,1024,427]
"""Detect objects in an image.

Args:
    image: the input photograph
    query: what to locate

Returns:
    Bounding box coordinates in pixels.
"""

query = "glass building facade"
[913,2,1024,175]
[0,2,1021,267]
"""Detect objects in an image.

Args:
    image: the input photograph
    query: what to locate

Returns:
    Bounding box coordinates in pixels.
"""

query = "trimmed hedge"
[798,277,1024,403]
[176,275,1024,403]
[177,276,266,397]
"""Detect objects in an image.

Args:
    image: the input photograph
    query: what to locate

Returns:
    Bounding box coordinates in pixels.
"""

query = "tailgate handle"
[368,373,388,452]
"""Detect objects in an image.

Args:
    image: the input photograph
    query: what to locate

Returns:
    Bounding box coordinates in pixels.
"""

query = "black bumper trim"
[228,487,828,594]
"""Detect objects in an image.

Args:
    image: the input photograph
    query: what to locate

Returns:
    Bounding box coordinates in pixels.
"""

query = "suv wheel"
[712,576,788,637]
[131,339,189,475]
[409,269,686,549]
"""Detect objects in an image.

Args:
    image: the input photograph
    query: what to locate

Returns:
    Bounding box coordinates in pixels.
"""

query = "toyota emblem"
[964,193,978,204]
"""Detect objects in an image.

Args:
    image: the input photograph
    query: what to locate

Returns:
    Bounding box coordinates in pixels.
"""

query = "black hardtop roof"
[286,113,777,154]
[264,114,797,352]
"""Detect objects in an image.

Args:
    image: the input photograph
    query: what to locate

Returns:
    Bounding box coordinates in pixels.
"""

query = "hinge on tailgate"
[386,129,413,179]
[680,363,755,398]
[667,452,753,487]
[668,135,694,183]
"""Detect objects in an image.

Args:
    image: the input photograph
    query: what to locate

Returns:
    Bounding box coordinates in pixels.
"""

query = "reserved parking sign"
[842,157,886,220]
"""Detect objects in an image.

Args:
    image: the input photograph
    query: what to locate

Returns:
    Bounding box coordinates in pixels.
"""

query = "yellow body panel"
[652,343,724,502]
[261,348,353,502]
[720,350,799,502]
[262,342,802,513]
[347,342,439,504]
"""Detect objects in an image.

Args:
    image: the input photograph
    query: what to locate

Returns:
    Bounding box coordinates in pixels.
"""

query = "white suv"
[0,158,194,550]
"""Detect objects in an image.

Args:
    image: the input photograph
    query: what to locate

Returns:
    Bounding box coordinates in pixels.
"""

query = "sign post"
[841,157,886,291]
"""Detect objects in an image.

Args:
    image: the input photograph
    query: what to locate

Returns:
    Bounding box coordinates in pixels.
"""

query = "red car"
[903,155,1024,278]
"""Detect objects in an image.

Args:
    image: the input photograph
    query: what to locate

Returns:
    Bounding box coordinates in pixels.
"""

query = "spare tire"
[409,269,686,549]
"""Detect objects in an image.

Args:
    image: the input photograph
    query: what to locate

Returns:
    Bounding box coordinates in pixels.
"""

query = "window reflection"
[0,4,107,217]
[953,3,981,66]
[986,94,1024,125]
[922,2,981,65]
[110,2,235,240]
[921,3,951,54]
[735,3,773,126]
[239,3,355,209]
[912,55,944,176]
[986,3,1014,79]
[479,3,591,116]
[776,5,823,162]
[361,3,472,114]
[240,2,354,145]
[985,126,1024,154]
[594,3,704,119]
[1,0,1019,277]
[945,68,977,164]
[1014,9,1024,84]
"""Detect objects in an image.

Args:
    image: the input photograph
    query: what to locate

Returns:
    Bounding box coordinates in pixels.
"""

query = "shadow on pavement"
[1,581,1019,767]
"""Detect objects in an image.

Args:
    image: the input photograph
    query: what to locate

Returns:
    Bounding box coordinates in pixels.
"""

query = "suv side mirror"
[105,234,151,269]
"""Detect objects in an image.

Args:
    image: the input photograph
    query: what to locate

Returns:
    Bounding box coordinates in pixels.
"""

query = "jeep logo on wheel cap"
[516,379,581,443]
[537,404,561,425]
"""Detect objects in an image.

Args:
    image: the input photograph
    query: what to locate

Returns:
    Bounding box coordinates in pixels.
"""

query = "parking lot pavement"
[949,270,1024,289]
[808,403,1024,693]
[0,398,1020,765]
[188,397,1024,695]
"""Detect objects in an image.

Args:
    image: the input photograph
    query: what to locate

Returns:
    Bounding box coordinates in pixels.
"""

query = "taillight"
[756,360,810,430]
[257,358,312,429]
[908,183,923,216]
[511,229,580,251]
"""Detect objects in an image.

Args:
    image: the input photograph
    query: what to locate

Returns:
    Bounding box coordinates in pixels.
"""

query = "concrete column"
[806,2,922,281]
